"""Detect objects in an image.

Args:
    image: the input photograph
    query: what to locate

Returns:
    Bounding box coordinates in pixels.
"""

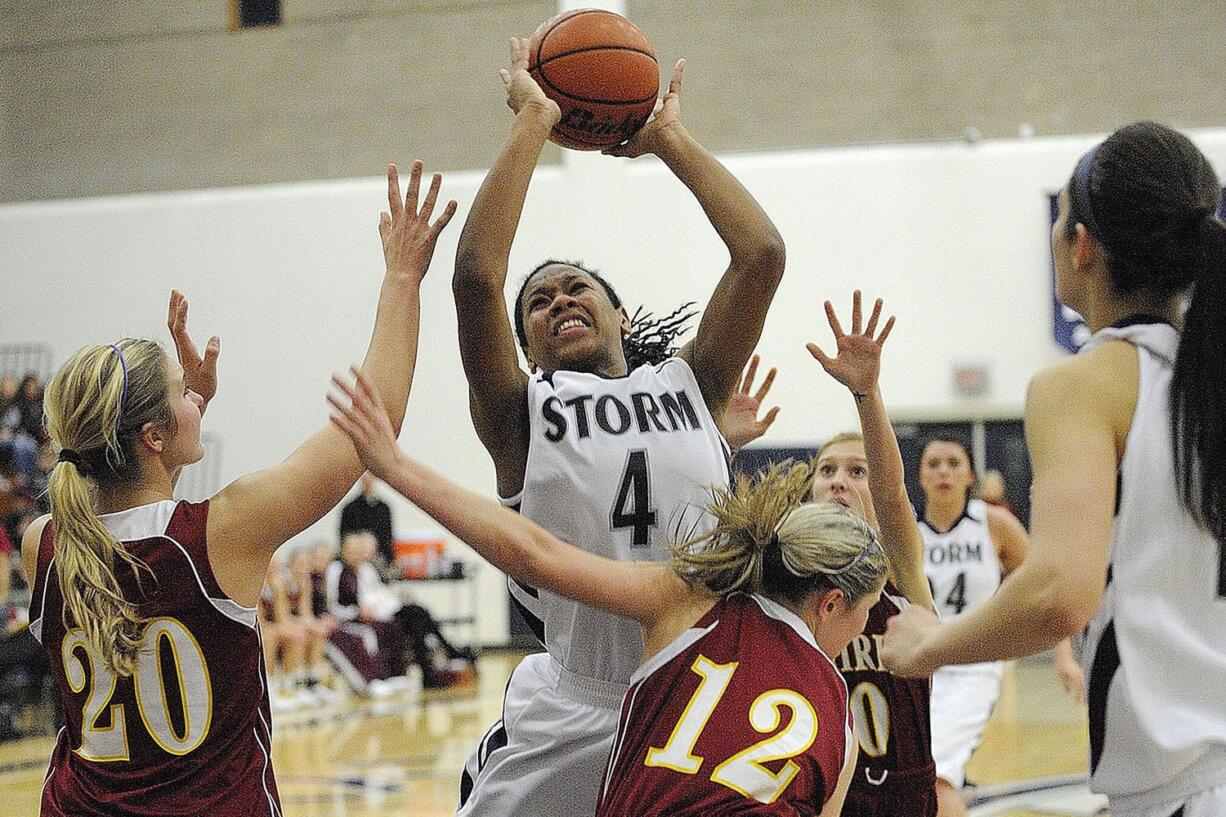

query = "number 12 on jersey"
[644,655,820,805]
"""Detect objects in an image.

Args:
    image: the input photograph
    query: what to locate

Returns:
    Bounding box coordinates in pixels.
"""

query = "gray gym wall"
[2,0,1223,203]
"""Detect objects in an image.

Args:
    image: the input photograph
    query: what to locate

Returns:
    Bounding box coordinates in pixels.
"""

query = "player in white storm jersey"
[884,122,1226,817]
[450,39,786,817]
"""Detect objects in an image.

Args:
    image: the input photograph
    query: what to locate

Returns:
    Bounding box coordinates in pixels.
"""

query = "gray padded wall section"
[2,0,1224,202]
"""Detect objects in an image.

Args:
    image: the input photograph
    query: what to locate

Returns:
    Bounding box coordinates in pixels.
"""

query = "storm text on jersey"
[925,540,984,565]
[541,389,703,442]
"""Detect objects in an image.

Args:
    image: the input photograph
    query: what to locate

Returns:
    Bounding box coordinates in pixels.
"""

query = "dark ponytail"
[1069,122,1226,546]
[1172,217,1226,546]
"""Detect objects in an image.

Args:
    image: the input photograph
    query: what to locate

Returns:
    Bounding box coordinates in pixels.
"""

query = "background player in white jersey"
[451,37,785,816]
[915,436,1083,816]
[884,121,1226,817]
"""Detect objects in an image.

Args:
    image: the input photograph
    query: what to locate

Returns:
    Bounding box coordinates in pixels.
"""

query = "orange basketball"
[528,9,659,151]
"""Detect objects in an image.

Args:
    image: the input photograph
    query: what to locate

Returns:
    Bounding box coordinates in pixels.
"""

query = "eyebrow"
[528,273,588,296]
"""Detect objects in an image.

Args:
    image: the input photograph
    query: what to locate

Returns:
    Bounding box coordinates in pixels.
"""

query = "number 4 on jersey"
[611,450,657,547]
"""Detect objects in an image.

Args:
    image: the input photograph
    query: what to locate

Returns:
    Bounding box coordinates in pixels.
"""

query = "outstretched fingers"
[431,199,459,236]
[417,169,440,222]
[805,342,831,368]
[824,300,845,339]
[739,354,760,395]
[351,367,395,434]
[754,366,777,402]
[865,297,883,337]
[850,289,863,335]
[404,160,424,218]
[386,164,403,221]
[877,315,896,345]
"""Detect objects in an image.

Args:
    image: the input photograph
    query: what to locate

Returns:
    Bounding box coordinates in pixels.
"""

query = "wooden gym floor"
[0,651,1102,816]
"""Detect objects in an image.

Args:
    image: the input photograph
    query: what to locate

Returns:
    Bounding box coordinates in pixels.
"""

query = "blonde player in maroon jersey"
[805,291,939,816]
[21,161,456,817]
[329,366,890,817]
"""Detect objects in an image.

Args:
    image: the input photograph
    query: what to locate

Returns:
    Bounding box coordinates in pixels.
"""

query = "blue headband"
[109,343,129,418]
[1071,145,1103,240]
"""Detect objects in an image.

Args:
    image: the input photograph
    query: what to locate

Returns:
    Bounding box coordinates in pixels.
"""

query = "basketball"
[528,9,659,150]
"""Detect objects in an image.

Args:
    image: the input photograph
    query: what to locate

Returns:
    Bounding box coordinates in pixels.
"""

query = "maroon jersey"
[596,593,852,816]
[28,500,280,816]
[835,582,936,813]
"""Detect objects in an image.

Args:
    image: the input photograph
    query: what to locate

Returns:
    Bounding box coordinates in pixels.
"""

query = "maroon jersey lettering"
[835,582,935,799]
[28,500,280,817]
[596,593,851,816]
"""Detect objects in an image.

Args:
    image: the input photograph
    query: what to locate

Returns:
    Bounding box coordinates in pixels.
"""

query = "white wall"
[6,128,1226,644]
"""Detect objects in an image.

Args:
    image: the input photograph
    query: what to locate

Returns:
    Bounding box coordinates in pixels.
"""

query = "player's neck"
[779,597,820,639]
[1083,289,1183,334]
[924,498,966,533]
[97,481,174,514]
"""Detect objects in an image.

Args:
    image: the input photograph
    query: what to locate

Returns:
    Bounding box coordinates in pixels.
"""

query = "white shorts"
[929,661,1003,789]
[457,652,626,817]
[1111,782,1226,817]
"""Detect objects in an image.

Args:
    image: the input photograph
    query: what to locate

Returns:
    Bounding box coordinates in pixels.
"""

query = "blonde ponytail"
[44,339,173,677]
[671,460,817,596]
[673,458,887,606]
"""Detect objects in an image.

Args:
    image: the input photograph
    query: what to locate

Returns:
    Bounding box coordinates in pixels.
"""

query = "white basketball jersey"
[920,499,1002,621]
[1075,321,1226,810]
[504,357,731,685]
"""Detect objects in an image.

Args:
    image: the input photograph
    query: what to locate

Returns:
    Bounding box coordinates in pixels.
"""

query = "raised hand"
[379,161,458,285]
[327,366,404,482]
[167,290,220,414]
[499,36,561,123]
[805,290,895,397]
[721,354,780,453]
[603,58,685,159]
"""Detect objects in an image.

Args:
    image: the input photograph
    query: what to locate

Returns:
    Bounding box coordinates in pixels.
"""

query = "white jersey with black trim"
[920,498,1002,623]
[501,357,731,685]
[1075,320,1226,810]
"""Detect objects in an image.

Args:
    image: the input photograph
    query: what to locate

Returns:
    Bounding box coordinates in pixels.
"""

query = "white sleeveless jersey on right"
[1076,321,1226,811]
[919,498,1002,621]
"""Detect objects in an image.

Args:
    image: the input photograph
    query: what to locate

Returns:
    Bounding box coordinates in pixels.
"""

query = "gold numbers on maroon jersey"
[644,654,821,804]
[61,617,213,762]
[848,681,890,757]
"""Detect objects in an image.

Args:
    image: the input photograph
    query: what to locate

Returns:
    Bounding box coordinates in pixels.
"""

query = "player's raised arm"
[207,161,457,605]
[452,37,559,494]
[808,291,934,610]
[608,60,786,419]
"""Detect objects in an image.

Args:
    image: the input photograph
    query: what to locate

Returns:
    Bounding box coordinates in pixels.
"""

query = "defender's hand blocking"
[806,290,896,397]
[500,36,561,123]
[328,366,404,482]
[881,603,943,678]
[167,289,220,414]
[604,59,686,158]
[379,161,458,285]
[721,354,780,453]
